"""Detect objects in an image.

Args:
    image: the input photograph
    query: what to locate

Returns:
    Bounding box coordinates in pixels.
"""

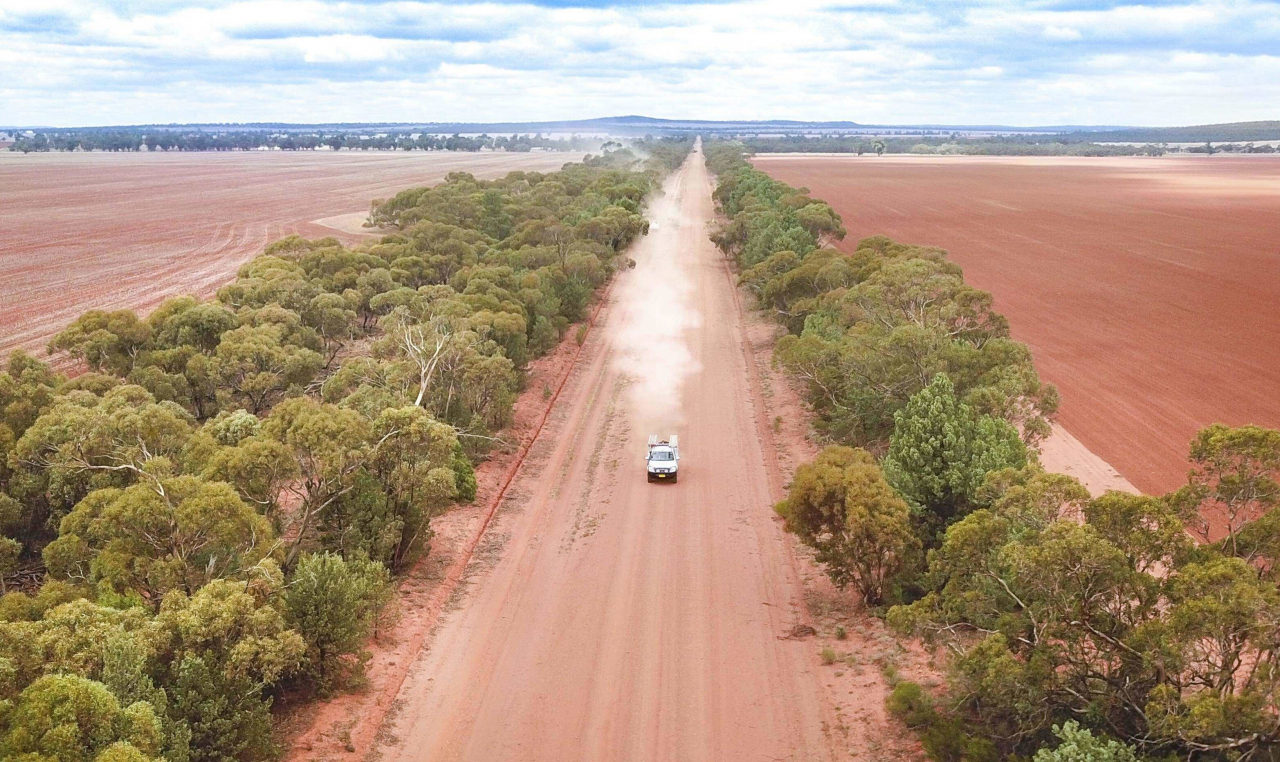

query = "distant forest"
[1075,120,1280,143]
[4,129,600,153]
[742,133,1278,156]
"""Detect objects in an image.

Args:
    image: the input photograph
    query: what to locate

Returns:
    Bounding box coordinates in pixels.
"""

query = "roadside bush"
[886,681,936,727]
[167,655,275,762]
[285,552,392,692]
[1033,722,1139,762]
[883,374,1028,540]
[776,446,919,605]
[707,141,1055,455]
[921,721,999,762]
[885,681,998,762]
[889,426,1280,760]
[452,444,478,502]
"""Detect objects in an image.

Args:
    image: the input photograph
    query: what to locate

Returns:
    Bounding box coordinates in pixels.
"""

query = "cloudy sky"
[2,0,1277,127]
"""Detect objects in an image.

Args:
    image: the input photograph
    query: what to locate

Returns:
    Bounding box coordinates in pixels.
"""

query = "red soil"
[0,150,578,358]
[756,155,1280,495]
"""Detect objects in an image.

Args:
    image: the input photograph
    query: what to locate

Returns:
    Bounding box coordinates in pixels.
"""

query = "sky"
[1,0,1277,128]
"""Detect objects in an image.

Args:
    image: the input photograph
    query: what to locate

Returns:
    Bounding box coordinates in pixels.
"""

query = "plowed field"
[755,155,1280,494]
[0,150,579,358]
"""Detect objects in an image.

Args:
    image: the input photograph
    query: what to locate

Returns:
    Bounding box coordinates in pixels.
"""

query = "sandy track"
[756,155,1280,494]
[375,146,836,761]
[0,150,579,358]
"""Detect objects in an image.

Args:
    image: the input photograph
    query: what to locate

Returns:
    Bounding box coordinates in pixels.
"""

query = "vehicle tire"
[671,474,678,484]
[647,473,654,483]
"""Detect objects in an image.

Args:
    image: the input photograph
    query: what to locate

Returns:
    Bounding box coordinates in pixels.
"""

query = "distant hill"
[1068,121,1280,143]
[85,116,874,136]
[14,116,1278,141]
[18,116,1128,137]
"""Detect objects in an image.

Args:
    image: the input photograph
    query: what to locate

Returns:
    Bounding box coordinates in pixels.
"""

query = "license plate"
[657,474,667,478]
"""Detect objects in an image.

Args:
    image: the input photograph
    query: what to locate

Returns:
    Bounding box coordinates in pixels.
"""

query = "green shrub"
[285,552,391,692]
[921,720,1000,762]
[0,674,163,761]
[0,580,87,622]
[167,655,275,762]
[775,446,920,605]
[1033,722,1138,762]
[529,316,561,356]
[886,681,936,727]
[886,681,999,762]
[452,444,478,503]
[882,373,1028,539]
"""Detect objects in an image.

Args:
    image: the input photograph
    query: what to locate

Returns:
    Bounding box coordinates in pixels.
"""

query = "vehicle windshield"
[649,450,674,461]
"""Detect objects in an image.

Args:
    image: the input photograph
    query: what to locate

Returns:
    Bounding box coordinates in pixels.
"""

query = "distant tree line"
[0,138,693,759]
[707,139,1280,761]
[740,134,1279,156]
[6,129,605,154]
[1182,140,1278,155]
[1075,120,1280,143]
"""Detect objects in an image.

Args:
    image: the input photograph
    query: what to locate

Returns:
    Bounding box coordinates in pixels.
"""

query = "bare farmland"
[756,154,1280,494]
[0,150,579,357]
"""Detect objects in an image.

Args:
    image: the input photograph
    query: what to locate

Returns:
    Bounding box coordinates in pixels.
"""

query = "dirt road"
[376,146,836,761]
[0,150,578,358]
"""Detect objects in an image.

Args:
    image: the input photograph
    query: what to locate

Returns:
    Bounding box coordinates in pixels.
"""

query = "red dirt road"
[0,150,579,357]
[374,146,837,761]
[756,155,1280,494]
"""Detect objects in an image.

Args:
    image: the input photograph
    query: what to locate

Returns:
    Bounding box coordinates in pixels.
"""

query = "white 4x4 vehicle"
[646,435,680,483]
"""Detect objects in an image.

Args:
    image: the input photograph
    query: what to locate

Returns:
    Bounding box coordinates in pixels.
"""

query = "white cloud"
[1043,25,1081,41]
[1,0,1278,125]
[295,34,403,63]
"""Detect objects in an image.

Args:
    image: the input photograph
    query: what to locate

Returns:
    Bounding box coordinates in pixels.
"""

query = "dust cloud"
[609,164,702,436]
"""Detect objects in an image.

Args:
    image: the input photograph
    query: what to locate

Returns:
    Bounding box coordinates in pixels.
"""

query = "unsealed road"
[379,146,836,761]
